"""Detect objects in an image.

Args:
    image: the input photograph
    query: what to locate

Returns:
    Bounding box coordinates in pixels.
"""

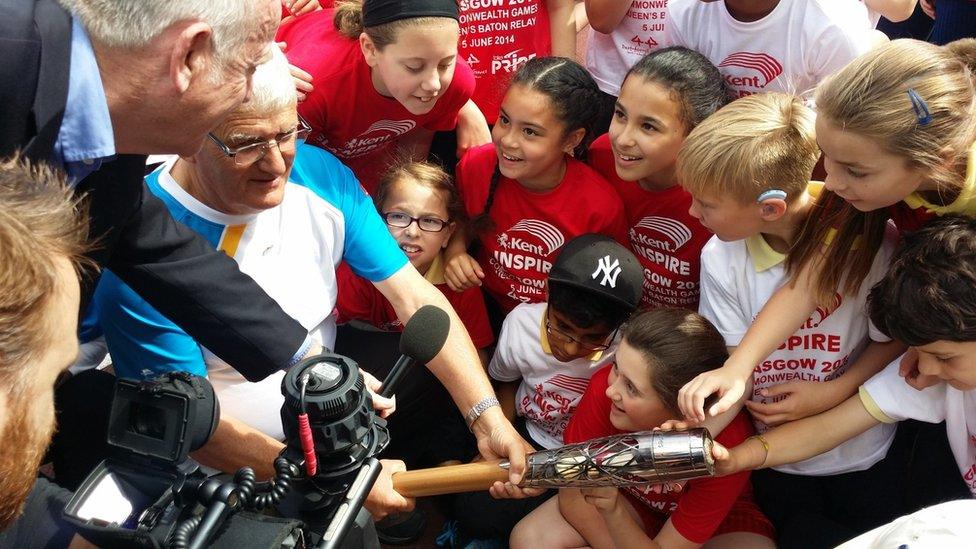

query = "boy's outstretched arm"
[746,339,907,426]
[679,262,821,421]
[714,393,883,475]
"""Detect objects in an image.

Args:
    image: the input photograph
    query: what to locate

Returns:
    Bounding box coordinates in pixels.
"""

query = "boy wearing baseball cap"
[450,234,643,542]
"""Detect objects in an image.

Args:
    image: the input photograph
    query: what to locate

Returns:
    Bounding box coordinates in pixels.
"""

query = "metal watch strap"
[465,396,500,432]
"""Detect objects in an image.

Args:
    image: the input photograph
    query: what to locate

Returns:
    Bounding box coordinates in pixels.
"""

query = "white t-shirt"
[88,145,407,440]
[664,0,872,99]
[861,363,976,497]
[489,302,613,449]
[586,0,669,97]
[698,205,897,475]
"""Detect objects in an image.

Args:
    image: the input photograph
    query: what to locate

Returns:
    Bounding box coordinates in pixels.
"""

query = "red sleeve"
[574,158,629,245]
[335,262,380,325]
[586,134,618,183]
[444,284,495,349]
[423,58,476,132]
[669,413,756,543]
[456,144,495,218]
[605,199,629,246]
[564,365,621,444]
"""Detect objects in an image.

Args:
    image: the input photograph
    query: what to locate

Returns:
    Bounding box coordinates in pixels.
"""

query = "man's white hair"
[241,47,298,116]
[58,0,262,61]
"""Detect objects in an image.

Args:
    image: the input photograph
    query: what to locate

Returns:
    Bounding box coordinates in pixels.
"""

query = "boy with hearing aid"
[712,214,976,507]
[679,93,911,545]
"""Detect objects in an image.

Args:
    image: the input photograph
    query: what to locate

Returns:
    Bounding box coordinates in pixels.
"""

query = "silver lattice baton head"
[518,429,715,488]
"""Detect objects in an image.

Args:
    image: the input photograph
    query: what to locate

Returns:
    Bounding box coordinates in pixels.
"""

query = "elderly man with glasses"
[77,49,528,535]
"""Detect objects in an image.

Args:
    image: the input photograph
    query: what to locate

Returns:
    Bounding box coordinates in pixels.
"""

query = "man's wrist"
[465,395,501,433]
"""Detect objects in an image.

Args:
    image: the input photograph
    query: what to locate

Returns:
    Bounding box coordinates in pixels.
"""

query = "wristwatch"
[465,396,500,432]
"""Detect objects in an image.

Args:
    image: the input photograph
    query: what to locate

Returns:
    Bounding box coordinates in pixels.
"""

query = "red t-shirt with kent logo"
[456,143,627,311]
[588,134,712,310]
[565,365,759,544]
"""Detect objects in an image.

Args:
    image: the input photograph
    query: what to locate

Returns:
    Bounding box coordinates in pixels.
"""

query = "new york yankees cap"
[548,234,643,312]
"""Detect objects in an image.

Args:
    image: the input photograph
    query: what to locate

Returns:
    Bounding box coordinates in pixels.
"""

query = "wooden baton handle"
[392,460,511,497]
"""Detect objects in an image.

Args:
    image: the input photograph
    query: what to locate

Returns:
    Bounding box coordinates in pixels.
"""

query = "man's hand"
[678,365,749,422]
[444,252,485,291]
[744,380,841,427]
[921,0,936,19]
[475,408,544,499]
[899,348,942,391]
[361,370,396,418]
[364,460,415,520]
[471,408,538,489]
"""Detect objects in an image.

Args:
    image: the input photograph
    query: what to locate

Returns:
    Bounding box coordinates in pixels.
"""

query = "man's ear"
[562,127,586,156]
[360,33,379,67]
[170,22,215,94]
[758,197,788,222]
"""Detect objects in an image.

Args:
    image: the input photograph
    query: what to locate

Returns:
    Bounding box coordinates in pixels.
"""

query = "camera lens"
[129,402,167,440]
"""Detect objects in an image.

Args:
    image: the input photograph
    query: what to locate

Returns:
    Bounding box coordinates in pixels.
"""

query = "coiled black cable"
[169,515,202,549]
[235,457,300,511]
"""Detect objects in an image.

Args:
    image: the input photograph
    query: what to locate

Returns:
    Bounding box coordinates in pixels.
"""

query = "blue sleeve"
[290,143,407,281]
[90,270,207,379]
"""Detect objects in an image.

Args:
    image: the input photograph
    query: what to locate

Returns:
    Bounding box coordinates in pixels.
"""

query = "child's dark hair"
[548,282,632,331]
[622,309,728,415]
[624,46,731,131]
[869,215,976,346]
[373,161,466,224]
[472,57,604,234]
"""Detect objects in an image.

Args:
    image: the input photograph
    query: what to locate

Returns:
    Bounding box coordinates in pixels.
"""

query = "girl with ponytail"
[444,57,628,314]
[276,0,490,192]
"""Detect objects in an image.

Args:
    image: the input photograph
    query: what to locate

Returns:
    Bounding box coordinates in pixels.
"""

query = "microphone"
[379,305,451,397]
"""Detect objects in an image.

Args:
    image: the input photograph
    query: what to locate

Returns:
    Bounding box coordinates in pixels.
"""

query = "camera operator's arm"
[373,264,534,484]
[192,416,285,479]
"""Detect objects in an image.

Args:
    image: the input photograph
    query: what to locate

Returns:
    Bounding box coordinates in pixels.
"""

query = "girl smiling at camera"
[444,57,627,315]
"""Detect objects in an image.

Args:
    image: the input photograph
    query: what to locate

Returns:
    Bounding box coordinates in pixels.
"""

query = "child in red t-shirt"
[589,46,729,310]
[337,161,494,362]
[277,1,486,192]
[512,309,775,548]
[445,57,628,313]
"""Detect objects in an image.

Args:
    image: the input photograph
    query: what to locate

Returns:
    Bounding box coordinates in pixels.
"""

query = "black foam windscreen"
[399,305,451,364]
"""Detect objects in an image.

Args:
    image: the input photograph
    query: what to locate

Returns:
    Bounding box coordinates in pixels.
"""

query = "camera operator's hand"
[471,407,535,488]
[364,460,414,521]
[361,370,396,418]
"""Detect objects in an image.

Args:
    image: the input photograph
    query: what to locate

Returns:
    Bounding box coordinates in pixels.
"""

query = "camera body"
[63,372,220,548]
[64,353,389,548]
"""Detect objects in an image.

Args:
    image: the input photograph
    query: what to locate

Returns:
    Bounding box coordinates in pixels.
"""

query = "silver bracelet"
[465,396,500,432]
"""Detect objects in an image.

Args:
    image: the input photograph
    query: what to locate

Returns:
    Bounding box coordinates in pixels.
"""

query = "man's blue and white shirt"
[86,143,406,438]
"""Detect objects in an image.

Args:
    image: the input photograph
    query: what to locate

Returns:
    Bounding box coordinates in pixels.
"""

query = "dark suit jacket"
[0,0,307,381]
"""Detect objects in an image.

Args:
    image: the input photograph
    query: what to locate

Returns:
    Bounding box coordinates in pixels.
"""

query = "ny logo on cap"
[592,255,622,288]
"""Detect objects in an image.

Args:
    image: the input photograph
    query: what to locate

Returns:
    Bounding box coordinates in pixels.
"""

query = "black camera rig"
[62,305,451,549]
